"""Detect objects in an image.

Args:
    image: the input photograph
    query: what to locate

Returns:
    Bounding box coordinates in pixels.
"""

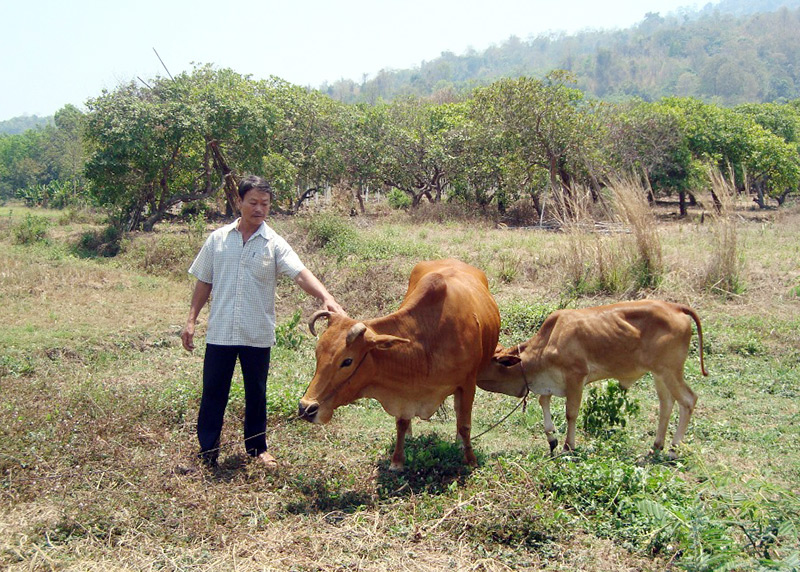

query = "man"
[181,175,346,469]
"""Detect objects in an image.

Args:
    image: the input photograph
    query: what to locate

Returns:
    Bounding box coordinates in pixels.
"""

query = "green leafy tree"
[470,72,602,218]
[84,66,281,230]
[262,79,348,211]
[662,97,800,208]
[604,101,699,213]
[84,79,204,230]
[0,128,55,201]
[370,98,454,208]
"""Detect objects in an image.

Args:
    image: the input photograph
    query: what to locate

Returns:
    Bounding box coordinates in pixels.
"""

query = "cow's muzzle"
[298,400,319,423]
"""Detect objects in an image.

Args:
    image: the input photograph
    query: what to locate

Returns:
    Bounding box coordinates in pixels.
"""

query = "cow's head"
[298,310,410,424]
[476,343,528,397]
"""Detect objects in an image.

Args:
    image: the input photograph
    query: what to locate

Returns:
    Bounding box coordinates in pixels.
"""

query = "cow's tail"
[679,305,709,376]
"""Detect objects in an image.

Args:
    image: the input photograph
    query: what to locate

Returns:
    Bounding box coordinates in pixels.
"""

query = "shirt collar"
[231,218,271,241]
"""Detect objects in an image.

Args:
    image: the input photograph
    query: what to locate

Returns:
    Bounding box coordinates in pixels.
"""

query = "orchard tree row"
[1,65,799,230]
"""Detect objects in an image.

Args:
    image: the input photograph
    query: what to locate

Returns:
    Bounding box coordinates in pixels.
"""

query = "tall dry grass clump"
[552,185,621,295]
[608,175,664,291]
[703,168,745,296]
[554,178,663,296]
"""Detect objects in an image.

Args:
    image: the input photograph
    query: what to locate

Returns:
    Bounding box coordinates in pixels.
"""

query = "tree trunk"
[753,184,766,209]
[208,139,240,217]
[294,187,319,212]
[355,185,366,214]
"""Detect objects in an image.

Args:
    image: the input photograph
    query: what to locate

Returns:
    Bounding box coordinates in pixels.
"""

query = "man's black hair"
[238,175,273,199]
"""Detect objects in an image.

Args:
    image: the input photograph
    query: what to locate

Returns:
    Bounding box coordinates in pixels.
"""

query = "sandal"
[256,451,278,470]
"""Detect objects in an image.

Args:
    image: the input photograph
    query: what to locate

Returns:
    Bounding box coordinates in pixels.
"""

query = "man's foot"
[255,451,278,470]
[198,452,218,469]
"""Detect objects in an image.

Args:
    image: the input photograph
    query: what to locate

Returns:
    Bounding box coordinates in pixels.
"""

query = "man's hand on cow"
[322,298,348,317]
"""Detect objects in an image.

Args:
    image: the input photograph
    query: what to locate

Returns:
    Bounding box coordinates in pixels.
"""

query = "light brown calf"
[477,300,707,456]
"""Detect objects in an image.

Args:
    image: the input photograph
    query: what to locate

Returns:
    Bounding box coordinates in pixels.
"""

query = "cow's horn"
[308,310,332,336]
[346,322,367,345]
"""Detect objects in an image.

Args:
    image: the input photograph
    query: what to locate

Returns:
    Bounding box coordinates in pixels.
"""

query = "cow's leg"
[539,394,558,454]
[652,375,675,453]
[454,386,478,467]
[391,417,411,471]
[563,379,585,452]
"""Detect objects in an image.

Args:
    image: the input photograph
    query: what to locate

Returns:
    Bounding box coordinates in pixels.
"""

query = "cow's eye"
[340,358,353,368]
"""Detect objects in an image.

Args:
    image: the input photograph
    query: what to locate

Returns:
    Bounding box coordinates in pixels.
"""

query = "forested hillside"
[323,0,800,105]
[3,1,800,231]
[0,115,52,135]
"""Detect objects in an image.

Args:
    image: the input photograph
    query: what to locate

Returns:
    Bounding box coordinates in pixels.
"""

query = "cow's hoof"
[389,462,405,472]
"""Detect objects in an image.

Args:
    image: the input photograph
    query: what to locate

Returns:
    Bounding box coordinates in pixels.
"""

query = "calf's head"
[476,344,529,397]
[298,311,410,424]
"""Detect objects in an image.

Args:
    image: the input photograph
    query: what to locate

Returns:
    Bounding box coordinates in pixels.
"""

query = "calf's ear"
[494,354,522,367]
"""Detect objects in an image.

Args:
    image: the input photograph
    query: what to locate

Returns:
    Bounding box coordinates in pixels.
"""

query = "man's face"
[239,188,271,227]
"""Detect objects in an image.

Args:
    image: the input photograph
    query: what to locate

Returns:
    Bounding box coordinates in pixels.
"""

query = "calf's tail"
[679,305,709,376]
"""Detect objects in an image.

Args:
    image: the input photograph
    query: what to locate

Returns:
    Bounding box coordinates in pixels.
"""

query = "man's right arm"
[182,280,212,352]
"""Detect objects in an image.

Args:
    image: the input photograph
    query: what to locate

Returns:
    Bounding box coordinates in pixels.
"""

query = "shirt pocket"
[246,244,275,282]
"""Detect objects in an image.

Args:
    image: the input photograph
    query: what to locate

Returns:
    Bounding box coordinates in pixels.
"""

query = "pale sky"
[1,0,713,120]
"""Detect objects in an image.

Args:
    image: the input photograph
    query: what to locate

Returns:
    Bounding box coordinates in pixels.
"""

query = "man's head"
[238,175,274,200]
[237,175,273,229]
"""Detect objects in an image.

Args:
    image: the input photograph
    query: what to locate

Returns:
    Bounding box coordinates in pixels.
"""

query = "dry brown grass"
[2,202,799,570]
[700,169,746,296]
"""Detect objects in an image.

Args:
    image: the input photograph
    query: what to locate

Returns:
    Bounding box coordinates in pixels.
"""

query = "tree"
[370,97,456,208]
[658,97,800,208]
[470,72,602,218]
[84,66,281,230]
[604,100,700,214]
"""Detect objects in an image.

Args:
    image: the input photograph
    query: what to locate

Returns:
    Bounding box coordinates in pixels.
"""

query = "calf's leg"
[539,394,559,454]
[667,372,697,454]
[563,380,585,452]
[652,376,675,452]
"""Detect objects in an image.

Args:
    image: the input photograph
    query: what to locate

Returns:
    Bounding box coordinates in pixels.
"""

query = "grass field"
[1,199,799,571]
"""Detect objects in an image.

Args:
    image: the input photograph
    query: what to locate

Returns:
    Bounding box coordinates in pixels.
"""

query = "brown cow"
[477,300,707,457]
[299,259,500,469]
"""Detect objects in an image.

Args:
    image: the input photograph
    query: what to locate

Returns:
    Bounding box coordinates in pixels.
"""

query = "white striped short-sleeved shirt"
[189,219,306,348]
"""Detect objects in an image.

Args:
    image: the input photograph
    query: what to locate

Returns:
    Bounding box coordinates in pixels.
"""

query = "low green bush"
[74,225,121,257]
[386,189,411,210]
[12,214,49,245]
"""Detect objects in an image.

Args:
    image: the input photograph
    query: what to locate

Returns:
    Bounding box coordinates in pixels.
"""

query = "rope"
[472,346,531,441]
[471,391,528,441]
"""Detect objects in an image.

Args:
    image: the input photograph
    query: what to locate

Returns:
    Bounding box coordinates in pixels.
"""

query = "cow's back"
[390,259,500,377]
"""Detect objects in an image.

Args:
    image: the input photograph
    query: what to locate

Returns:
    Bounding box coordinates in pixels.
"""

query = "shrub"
[74,225,121,257]
[304,213,359,258]
[499,300,564,340]
[581,380,641,438]
[386,189,411,210]
[275,310,304,351]
[12,214,49,245]
[119,232,202,278]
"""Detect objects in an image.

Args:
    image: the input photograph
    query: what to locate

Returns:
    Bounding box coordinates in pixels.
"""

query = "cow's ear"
[370,334,411,351]
[494,354,521,367]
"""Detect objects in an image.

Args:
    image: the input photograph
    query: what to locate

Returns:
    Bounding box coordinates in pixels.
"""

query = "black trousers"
[197,344,271,462]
